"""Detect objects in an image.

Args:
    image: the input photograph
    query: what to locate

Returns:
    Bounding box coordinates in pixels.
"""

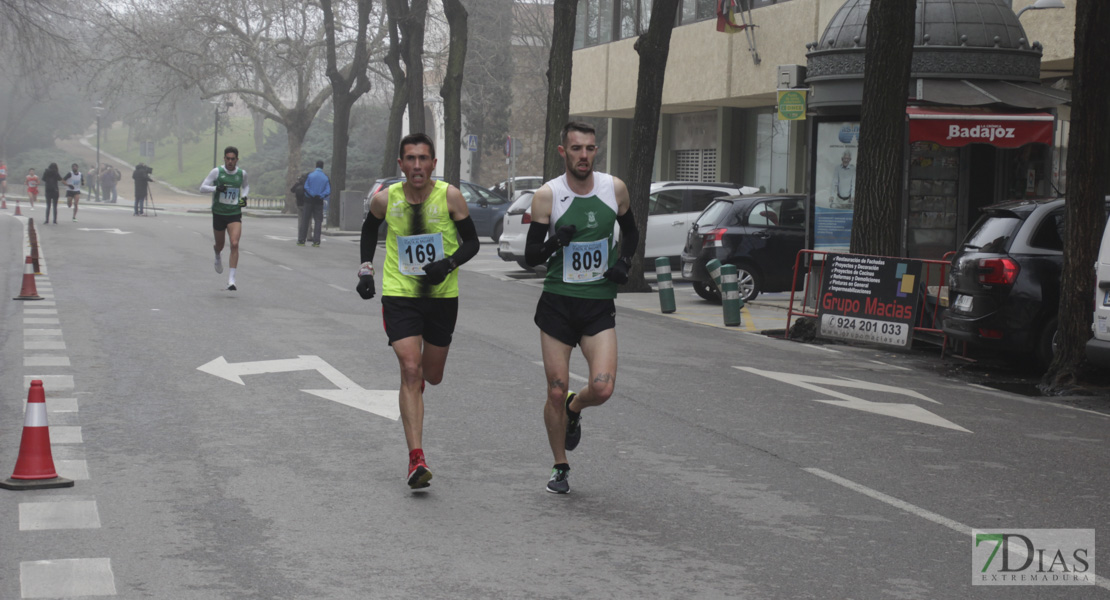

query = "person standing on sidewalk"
[25,168,39,208]
[132,164,153,215]
[63,163,83,221]
[0,160,7,201]
[356,133,481,490]
[524,121,639,495]
[199,146,249,290]
[298,160,330,247]
[41,163,61,224]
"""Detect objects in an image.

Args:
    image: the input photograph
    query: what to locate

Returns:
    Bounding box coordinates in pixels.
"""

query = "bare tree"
[404,0,429,134]
[380,0,409,177]
[541,0,578,180]
[621,0,680,292]
[322,0,381,225]
[850,0,915,256]
[439,0,467,186]
[1042,0,1110,393]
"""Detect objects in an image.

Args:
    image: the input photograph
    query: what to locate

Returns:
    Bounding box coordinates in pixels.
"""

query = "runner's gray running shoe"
[214,253,223,274]
[546,466,570,494]
[564,392,581,451]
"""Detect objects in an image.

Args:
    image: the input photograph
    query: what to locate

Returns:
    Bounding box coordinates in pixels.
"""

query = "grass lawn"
[98,117,269,190]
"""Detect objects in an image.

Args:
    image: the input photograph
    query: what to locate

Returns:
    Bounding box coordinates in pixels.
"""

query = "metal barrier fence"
[786,249,951,341]
[245,196,285,210]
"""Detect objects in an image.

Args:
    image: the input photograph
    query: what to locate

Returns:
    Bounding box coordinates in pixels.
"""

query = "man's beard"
[566,158,592,181]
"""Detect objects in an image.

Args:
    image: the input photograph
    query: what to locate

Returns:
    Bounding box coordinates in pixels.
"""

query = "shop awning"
[907,107,1054,148]
[913,79,1071,109]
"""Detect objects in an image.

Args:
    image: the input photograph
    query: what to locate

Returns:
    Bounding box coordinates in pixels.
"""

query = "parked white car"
[498,182,758,272]
[1087,219,1110,366]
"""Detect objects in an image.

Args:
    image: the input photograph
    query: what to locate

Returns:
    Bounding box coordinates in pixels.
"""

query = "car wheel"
[492,221,503,243]
[733,264,761,302]
[516,259,531,271]
[693,280,721,304]
[1034,316,1059,369]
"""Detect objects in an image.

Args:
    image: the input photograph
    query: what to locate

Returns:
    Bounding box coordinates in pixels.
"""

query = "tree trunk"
[404,0,429,134]
[284,119,311,214]
[850,0,915,257]
[382,0,408,178]
[622,0,681,293]
[542,0,578,181]
[440,0,467,187]
[252,112,265,153]
[1041,0,1110,393]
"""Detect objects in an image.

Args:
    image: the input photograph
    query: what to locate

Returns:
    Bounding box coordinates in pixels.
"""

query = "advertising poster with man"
[815,122,859,252]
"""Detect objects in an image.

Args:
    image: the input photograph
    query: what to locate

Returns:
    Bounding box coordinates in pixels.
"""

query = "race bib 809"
[563,239,608,283]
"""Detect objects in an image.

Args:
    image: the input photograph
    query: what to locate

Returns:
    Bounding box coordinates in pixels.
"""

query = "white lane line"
[55,460,90,480]
[19,500,101,530]
[45,398,79,413]
[24,328,63,336]
[329,284,348,292]
[24,375,74,391]
[810,345,841,353]
[48,426,83,444]
[21,558,117,597]
[868,360,910,371]
[968,383,995,392]
[23,308,59,315]
[24,356,71,367]
[965,384,1110,419]
[278,264,293,270]
[25,341,65,350]
[24,318,60,324]
[804,467,1110,590]
[531,361,588,383]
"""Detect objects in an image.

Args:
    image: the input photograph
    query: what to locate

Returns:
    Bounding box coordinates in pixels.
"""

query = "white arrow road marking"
[76,228,131,234]
[197,355,398,420]
[736,366,970,433]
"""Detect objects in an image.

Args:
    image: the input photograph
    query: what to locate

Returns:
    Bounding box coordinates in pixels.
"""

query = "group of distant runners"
[359,121,638,494]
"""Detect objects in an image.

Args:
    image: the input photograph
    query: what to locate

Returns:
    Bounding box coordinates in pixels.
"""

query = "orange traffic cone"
[1,198,6,209]
[12,256,43,300]
[0,380,73,490]
[14,201,22,216]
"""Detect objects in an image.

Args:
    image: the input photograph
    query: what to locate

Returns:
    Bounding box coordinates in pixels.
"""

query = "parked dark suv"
[943,197,1110,367]
[680,194,807,302]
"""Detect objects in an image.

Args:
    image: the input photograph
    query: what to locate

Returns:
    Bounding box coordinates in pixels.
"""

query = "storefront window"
[753,112,791,194]
[907,141,960,259]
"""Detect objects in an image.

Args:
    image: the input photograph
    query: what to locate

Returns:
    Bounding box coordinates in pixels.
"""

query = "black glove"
[604,257,631,285]
[216,183,227,193]
[422,258,455,286]
[356,274,376,299]
[554,224,577,246]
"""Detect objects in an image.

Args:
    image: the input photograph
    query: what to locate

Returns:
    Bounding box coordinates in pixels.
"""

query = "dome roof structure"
[806,0,1043,84]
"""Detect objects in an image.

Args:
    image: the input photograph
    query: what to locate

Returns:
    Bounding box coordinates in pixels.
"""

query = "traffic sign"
[467,134,478,152]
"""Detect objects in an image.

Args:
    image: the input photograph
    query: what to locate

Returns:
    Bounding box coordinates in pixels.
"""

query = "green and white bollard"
[655,257,676,313]
[706,258,723,291]
[719,264,742,327]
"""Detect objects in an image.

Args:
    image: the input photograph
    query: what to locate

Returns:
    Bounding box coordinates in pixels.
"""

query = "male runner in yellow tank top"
[356,133,481,489]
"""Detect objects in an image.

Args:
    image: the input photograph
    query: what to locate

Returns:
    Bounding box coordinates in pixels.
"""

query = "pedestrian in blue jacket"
[299,160,331,247]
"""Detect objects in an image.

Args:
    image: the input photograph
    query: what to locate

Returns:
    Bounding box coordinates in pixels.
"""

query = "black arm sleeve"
[616,207,639,260]
[360,213,385,264]
[449,216,480,267]
[525,221,561,267]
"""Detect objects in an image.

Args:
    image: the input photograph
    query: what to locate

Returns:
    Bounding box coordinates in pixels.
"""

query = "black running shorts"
[65,190,80,198]
[381,296,459,347]
[533,291,616,348]
[212,213,242,231]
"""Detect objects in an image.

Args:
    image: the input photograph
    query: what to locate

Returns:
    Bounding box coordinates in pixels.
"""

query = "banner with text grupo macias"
[817,253,922,348]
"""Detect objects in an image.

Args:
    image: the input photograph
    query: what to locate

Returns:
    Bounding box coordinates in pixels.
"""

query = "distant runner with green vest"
[357,133,481,490]
[199,146,249,290]
[525,121,639,494]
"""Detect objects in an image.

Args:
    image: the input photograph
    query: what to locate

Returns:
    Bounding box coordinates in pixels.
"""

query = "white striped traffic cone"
[0,380,73,490]
[12,256,43,300]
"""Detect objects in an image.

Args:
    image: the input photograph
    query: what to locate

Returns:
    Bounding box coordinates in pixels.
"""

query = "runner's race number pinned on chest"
[219,187,241,205]
[563,239,608,283]
[398,233,444,276]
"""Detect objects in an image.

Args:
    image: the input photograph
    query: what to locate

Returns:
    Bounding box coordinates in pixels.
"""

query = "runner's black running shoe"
[564,392,581,451]
[226,284,237,291]
[546,465,570,494]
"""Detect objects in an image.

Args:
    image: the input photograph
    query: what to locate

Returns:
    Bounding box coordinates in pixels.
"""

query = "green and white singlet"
[542,172,619,300]
[211,166,245,216]
[382,180,460,298]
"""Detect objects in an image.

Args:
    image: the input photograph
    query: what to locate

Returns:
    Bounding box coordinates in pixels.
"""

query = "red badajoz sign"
[907,107,1054,149]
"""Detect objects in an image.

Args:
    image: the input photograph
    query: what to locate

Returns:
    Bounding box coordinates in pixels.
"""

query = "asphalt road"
[2,204,1109,599]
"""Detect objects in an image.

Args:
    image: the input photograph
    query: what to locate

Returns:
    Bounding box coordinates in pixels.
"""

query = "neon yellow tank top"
[382,180,460,298]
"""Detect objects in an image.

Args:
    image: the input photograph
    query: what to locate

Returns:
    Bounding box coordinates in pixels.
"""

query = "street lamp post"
[1016,0,1066,19]
[211,101,234,168]
[93,102,105,202]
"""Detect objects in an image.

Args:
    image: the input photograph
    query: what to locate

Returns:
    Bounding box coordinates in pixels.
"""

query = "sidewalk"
[616,284,796,335]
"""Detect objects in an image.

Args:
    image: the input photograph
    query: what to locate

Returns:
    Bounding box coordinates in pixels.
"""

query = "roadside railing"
[245,196,285,210]
[786,249,952,343]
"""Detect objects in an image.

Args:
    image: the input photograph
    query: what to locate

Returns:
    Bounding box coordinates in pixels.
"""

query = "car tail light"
[977,258,1019,285]
[702,228,726,248]
[522,212,531,224]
